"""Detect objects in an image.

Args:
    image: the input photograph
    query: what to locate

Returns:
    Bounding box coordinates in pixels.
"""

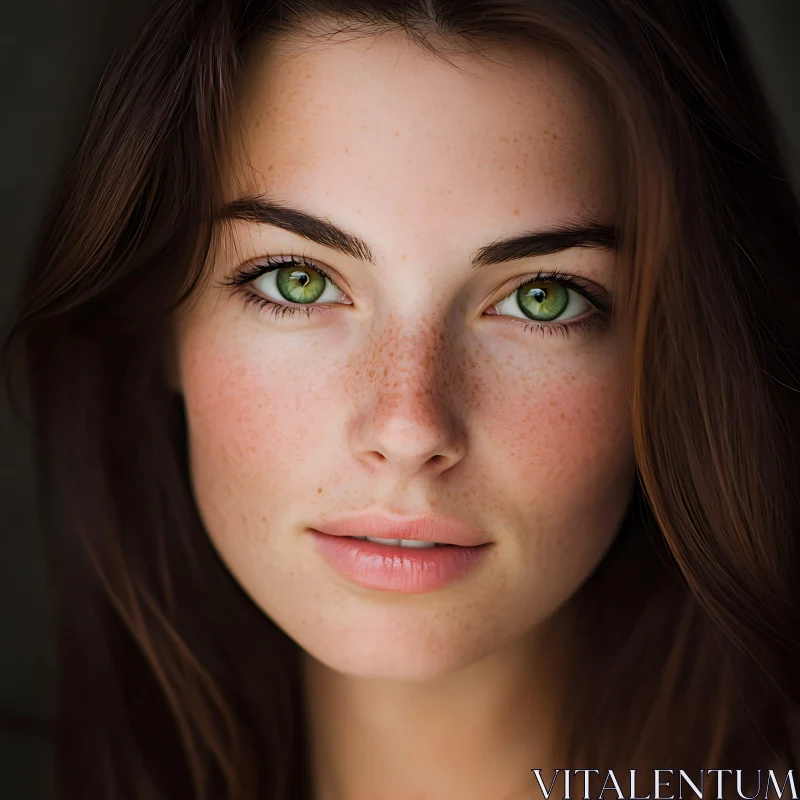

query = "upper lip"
[311,512,489,547]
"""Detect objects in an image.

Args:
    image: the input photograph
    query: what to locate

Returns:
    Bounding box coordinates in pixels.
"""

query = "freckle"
[513,209,520,216]
[317,487,323,494]
[268,165,274,171]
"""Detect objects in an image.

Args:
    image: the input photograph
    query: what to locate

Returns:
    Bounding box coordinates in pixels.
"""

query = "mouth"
[308,528,492,594]
[309,511,489,548]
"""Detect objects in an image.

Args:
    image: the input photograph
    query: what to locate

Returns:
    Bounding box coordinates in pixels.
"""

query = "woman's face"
[174,29,636,679]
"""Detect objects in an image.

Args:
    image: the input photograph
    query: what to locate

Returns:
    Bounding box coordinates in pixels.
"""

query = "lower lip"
[308,529,492,594]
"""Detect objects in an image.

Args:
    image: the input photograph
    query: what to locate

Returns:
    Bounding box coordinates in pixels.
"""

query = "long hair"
[3,0,799,797]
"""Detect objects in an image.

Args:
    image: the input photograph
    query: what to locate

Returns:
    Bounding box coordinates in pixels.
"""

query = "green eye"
[276,265,327,304]
[516,282,569,321]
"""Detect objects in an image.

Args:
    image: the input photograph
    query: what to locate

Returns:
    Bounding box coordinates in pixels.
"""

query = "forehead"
[227,29,618,253]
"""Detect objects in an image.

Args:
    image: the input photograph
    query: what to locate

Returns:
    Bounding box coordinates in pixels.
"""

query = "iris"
[517,282,569,321]
[276,265,326,303]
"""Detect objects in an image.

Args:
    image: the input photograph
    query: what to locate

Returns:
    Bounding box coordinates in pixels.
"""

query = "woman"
[3,0,799,798]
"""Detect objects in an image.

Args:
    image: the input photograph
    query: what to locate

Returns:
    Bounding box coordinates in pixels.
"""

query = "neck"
[302,617,566,800]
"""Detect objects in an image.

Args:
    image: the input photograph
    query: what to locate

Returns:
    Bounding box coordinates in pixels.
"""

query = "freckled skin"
[174,28,636,798]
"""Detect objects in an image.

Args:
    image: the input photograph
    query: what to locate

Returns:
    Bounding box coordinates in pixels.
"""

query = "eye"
[493,279,592,323]
[249,258,349,306]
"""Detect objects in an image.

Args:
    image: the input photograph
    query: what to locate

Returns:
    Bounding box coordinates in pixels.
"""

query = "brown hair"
[3,0,799,797]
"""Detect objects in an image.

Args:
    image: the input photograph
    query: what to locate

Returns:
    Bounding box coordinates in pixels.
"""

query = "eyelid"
[221,252,346,292]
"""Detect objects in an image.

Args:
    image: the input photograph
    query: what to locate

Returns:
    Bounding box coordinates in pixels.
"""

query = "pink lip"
[308,513,493,593]
[312,512,490,546]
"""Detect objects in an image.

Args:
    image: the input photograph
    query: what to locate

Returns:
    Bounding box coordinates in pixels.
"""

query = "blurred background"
[0,0,798,797]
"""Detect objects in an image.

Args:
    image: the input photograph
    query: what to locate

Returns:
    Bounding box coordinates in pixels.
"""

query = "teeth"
[397,539,438,549]
[354,536,440,549]
[365,536,401,546]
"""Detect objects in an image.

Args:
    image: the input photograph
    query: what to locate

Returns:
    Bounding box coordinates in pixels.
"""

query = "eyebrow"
[218,196,617,269]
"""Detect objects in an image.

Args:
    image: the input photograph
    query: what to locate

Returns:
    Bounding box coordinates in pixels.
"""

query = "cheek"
[475,345,635,572]
[176,323,331,548]
[499,367,631,502]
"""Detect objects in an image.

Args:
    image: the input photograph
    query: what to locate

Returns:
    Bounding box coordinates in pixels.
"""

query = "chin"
[284,598,516,683]
[304,638,485,683]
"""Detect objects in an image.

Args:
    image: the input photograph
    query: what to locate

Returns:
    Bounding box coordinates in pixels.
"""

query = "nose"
[349,323,467,479]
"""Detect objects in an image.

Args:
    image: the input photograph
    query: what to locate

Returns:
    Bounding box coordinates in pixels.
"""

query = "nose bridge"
[364,315,455,411]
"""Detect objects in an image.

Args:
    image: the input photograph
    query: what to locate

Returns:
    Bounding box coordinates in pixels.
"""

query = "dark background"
[1,0,798,797]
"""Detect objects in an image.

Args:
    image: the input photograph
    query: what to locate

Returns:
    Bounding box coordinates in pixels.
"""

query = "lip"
[308,512,493,594]
[312,512,490,547]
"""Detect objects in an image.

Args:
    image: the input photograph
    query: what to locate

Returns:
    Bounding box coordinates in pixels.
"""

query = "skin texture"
[173,28,636,800]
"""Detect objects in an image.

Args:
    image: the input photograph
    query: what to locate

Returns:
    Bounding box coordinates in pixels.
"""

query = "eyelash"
[221,253,611,340]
